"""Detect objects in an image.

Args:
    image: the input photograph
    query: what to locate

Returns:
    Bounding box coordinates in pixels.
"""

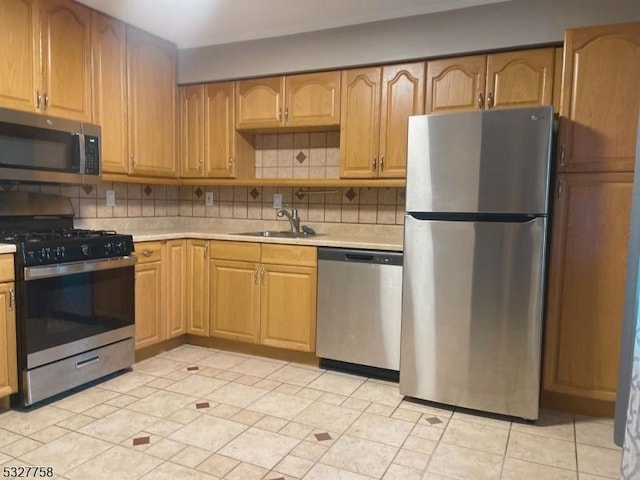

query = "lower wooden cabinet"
[165,240,186,338]
[186,239,210,336]
[0,254,17,398]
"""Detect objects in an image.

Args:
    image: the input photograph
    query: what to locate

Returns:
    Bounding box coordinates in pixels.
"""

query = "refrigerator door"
[406,106,553,215]
[400,214,546,419]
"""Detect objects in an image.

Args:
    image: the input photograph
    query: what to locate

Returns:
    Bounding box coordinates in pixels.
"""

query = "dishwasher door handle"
[344,253,375,262]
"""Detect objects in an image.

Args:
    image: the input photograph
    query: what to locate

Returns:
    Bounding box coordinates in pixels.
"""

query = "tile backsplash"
[1,182,405,226]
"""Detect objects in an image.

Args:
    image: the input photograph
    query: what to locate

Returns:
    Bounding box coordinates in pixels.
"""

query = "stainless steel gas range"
[0,191,135,407]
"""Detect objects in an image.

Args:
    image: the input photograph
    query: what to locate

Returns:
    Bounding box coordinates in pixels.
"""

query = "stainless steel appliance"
[316,247,403,375]
[0,107,101,185]
[0,192,135,406]
[400,106,553,420]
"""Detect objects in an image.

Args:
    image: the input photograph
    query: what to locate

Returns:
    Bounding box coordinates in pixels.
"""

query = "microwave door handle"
[76,133,86,174]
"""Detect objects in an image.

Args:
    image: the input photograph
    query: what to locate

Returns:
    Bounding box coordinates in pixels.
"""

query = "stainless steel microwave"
[0,107,101,185]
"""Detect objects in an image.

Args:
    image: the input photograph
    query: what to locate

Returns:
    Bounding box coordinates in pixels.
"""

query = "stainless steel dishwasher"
[316,247,403,374]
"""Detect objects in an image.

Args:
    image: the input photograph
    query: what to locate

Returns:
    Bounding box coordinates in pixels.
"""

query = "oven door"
[20,256,135,370]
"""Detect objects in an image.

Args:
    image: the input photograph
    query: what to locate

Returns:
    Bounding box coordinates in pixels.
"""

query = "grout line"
[498,421,513,479]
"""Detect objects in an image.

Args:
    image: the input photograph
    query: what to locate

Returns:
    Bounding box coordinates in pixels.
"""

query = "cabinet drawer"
[0,255,14,283]
[261,244,317,267]
[209,240,261,262]
[134,242,163,264]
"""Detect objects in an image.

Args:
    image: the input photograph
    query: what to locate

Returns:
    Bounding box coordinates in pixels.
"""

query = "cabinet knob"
[8,288,14,312]
[141,249,153,257]
[477,92,484,109]
[254,268,259,284]
[44,92,49,109]
[560,144,566,166]
[284,107,289,121]
[487,92,494,109]
[261,268,265,284]
[228,158,233,172]
[35,90,42,109]
[204,243,208,259]
[199,159,204,172]
[380,156,384,172]
[278,107,282,120]
[130,154,136,168]
[372,158,377,172]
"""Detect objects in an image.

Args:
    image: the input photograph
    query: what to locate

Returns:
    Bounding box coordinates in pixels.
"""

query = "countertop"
[0,244,16,254]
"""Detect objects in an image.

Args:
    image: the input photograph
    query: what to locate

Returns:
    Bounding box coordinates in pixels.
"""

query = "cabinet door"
[40,0,92,121]
[186,240,210,336]
[285,71,341,127]
[0,283,17,397]
[92,12,128,174]
[559,23,640,173]
[127,27,178,177]
[210,259,260,343]
[485,48,554,110]
[235,77,283,129]
[543,173,632,403]
[260,265,317,352]
[205,82,235,178]
[425,55,487,113]
[0,0,39,113]
[165,240,186,338]
[180,85,205,178]
[379,62,425,178]
[134,261,163,350]
[339,68,381,178]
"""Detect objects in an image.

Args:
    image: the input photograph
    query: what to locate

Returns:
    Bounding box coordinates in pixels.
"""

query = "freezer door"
[406,106,553,215]
[400,214,546,419]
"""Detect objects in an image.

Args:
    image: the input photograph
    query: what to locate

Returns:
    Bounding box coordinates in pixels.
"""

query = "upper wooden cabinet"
[127,26,178,178]
[340,63,424,178]
[0,0,91,121]
[236,71,341,130]
[426,48,555,113]
[558,23,640,173]
[92,12,128,174]
[180,82,253,178]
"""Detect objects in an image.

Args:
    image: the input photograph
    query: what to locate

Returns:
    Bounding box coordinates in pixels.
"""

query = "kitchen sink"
[235,230,320,238]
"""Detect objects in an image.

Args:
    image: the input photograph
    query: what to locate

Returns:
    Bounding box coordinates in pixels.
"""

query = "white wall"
[178,0,640,84]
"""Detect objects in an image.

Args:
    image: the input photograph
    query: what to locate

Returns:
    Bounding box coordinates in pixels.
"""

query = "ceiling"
[76,0,510,49]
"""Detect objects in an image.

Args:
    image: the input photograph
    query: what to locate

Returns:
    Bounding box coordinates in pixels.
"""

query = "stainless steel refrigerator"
[400,106,553,420]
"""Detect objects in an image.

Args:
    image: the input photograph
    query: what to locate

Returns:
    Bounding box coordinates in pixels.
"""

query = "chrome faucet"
[277,207,300,233]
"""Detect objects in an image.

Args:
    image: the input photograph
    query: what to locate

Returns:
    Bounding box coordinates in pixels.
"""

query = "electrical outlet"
[205,191,214,206]
[273,193,283,209]
[106,190,115,207]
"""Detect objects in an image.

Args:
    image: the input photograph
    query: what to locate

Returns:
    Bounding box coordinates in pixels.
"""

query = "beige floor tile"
[146,378,175,389]
[451,410,512,430]
[133,357,187,376]
[230,409,264,426]
[162,345,215,364]
[295,402,361,433]
[393,448,430,471]
[0,452,11,464]
[305,429,341,447]
[0,438,42,457]
[83,404,119,419]
[577,444,622,478]
[237,374,271,385]
[196,453,239,477]
[140,460,218,479]
[125,385,159,398]
[391,408,423,423]
[290,440,328,462]
[0,406,74,436]
[366,403,395,417]
[144,438,187,459]
[502,458,577,480]
[105,394,141,408]
[306,372,366,396]
[320,435,397,478]
[511,410,575,442]
[79,409,159,443]
[341,398,370,412]
[165,375,227,397]
[168,408,203,424]
[207,403,243,419]
[303,462,375,480]
[422,473,458,479]
[216,371,243,382]
[574,415,614,427]
[208,382,268,408]
[411,423,444,442]
[170,445,212,468]
[507,431,577,470]
[170,414,247,451]
[267,365,324,387]
[351,381,404,407]
[274,384,303,396]
[428,442,503,480]
[225,462,269,480]
[275,454,314,477]
[230,358,284,377]
[28,425,68,443]
[127,390,197,418]
[218,427,300,469]
[145,419,184,437]
[575,420,618,449]
[254,415,289,432]
[346,413,414,447]
[296,388,324,401]
[398,400,454,418]
[55,414,94,431]
[579,474,614,479]
[247,392,313,420]
[403,435,438,455]
[166,370,192,381]
[198,352,247,370]
[98,372,156,393]
[441,419,509,455]
[54,388,120,414]
[318,392,347,406]
[383,463,423,480]
[20,432,111,474]
[65,445,162,480]
[0,428,22,447]
[279,421,314,440]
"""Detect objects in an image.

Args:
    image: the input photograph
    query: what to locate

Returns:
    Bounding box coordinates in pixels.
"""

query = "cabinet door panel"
[235,77,283,129]
[0,0,39,113]
[340,68,381,178]
[165,240,186,338]
[379,62,425,178]
[486,48,554,110]
[180,85,205,177]
[285,71,341,127]
[205,82,235,177]
[426,55,486,113]
[543,173,632,401]
[92,12,128,174]
[40,0,92,121]
[210,260,260,343]
[186,240,210,336]
[261,265,316,352]
[0,283,17,397]
[559,23,640,173]
[134,262,163,349]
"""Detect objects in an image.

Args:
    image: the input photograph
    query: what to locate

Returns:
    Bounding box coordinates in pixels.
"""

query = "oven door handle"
[24,256,136,281]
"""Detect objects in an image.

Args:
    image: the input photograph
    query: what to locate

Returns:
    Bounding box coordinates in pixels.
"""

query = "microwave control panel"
[84,135,100,175]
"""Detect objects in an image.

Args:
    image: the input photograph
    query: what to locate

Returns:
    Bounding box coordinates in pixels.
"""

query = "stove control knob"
[104,242,114,255]
[81,244,90,256]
